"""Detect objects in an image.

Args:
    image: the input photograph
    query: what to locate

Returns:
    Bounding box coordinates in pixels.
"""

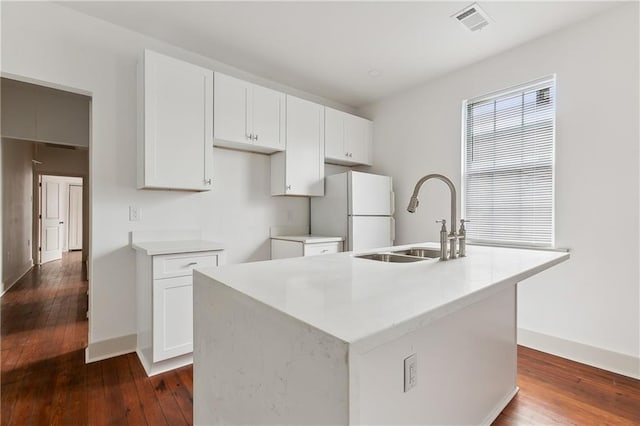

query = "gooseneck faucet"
[407,174,466,260]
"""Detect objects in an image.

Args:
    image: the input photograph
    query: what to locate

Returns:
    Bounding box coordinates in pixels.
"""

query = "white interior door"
[349,216,394,252]
[40,176,63,263]
[68,184,83,251]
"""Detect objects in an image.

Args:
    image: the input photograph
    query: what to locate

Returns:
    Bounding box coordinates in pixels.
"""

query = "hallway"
[1,253,193,425]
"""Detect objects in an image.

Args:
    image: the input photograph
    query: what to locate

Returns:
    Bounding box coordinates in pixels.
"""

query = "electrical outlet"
[404,354,417,392]
[129,206,140,222]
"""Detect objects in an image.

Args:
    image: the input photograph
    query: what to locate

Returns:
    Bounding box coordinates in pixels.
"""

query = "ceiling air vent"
[453,3,490,32]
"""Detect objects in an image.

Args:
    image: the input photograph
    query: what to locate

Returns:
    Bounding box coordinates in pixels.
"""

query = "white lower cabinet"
[136,248,224,376]
[153,275,194,362]
[270,237,343,260]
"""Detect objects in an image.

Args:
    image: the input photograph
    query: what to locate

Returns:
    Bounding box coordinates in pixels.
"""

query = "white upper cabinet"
[214,73,285,154]
[138,50,214,191]
[271,95,324,197]
[324,107,373,166]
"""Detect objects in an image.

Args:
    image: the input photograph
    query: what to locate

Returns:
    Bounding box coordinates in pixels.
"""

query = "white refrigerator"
[311,171,395,251]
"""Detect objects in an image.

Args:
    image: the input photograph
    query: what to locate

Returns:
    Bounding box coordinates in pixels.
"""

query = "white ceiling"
[60,1,618,107]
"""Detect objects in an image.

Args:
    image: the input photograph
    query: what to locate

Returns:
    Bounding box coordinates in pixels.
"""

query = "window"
[462,77,555,247]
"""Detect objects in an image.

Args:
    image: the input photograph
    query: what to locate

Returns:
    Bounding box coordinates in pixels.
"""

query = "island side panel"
[193,271,350,425]
[351,285,517,425]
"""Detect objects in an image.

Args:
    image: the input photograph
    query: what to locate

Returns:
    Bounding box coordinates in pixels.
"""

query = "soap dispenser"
[435,219,448,261]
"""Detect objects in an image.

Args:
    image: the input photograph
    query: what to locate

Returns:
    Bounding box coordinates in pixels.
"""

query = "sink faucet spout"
[406,173,462,260]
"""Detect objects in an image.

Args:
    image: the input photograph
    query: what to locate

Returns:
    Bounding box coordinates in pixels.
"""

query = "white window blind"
[463,78,555,247]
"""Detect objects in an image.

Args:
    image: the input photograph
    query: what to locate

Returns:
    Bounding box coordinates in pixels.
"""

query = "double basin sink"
[355,248,441,263]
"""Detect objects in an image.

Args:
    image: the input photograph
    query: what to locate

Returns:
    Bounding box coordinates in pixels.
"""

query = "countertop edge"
[131,240,225,256]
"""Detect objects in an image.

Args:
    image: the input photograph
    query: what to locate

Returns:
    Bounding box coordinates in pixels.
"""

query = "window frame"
[460,75,557,249]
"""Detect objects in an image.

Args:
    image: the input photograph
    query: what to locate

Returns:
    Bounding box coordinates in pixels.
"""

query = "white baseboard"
[1,260,34,296]
[518,328,640,379]
[85,334,137,363]
[136,349,193,376]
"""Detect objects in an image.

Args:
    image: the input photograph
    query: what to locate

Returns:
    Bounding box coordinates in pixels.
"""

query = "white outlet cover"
[129,206,140,222]
[404,353,417,392]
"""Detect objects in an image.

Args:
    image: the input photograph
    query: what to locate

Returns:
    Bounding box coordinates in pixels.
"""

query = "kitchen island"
[193,243,568,425]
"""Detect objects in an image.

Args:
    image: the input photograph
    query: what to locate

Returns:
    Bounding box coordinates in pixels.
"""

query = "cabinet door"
[252,85,285,151]
[283,96,325,196]
[324,107,345,161]
[153,276,193,362]
[344,115,372,166]
[142,50,213,191]
[270,239,304,259]
[214,72,251,146]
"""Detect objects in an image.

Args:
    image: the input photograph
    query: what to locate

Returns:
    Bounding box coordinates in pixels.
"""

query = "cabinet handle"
[186,262,198,266]
[204,178,212,185]
[349,153,353,158]
[254,134,259,141]
[321,249,328,253]
[345,152,349,157]
[286,184,292,190]
[246,133,253,140]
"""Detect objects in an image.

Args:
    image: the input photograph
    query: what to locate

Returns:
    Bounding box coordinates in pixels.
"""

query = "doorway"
[1,77,91,292]
[38,174,84,264]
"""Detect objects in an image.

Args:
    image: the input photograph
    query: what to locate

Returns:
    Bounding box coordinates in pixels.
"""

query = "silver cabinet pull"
[286,184,292,190]
[204,178,212,185]
[321,249,328,253]
[246,133,253,140]
[254,134,259,141]
[186,261,198,266]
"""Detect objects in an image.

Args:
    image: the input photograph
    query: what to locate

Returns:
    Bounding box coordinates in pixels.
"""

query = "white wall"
[1,138,33,292]
[1,77,91,147]
[1,2,355,359]
[361,4,639,377]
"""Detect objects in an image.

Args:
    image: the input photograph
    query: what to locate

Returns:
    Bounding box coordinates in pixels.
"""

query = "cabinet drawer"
[304,242,342,257]
[153,252,219,279]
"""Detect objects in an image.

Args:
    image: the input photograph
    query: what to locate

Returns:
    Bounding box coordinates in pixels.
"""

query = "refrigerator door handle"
[390,191,395,216]
[391,217,396,243]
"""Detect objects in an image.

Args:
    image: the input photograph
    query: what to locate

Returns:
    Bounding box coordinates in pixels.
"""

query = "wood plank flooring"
[2,252,639,425]
[1,252,193,425]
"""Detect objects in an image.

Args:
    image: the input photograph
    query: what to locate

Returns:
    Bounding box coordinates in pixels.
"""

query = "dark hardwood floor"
[495,346,640,425]
[1,252,193,425]
[2,252,639,425]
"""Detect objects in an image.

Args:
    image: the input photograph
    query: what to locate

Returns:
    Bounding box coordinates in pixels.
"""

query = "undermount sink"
[355,253,426,263]
[355,248,441,263]
[391,248,441,259]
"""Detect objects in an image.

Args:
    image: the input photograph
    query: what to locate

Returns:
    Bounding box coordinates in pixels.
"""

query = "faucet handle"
[459,219,469,234]
[436,219,447,232]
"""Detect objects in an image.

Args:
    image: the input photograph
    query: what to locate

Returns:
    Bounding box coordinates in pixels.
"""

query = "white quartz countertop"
[195,243,568,352]
[270,235,344,243]
[132,240,225,256]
